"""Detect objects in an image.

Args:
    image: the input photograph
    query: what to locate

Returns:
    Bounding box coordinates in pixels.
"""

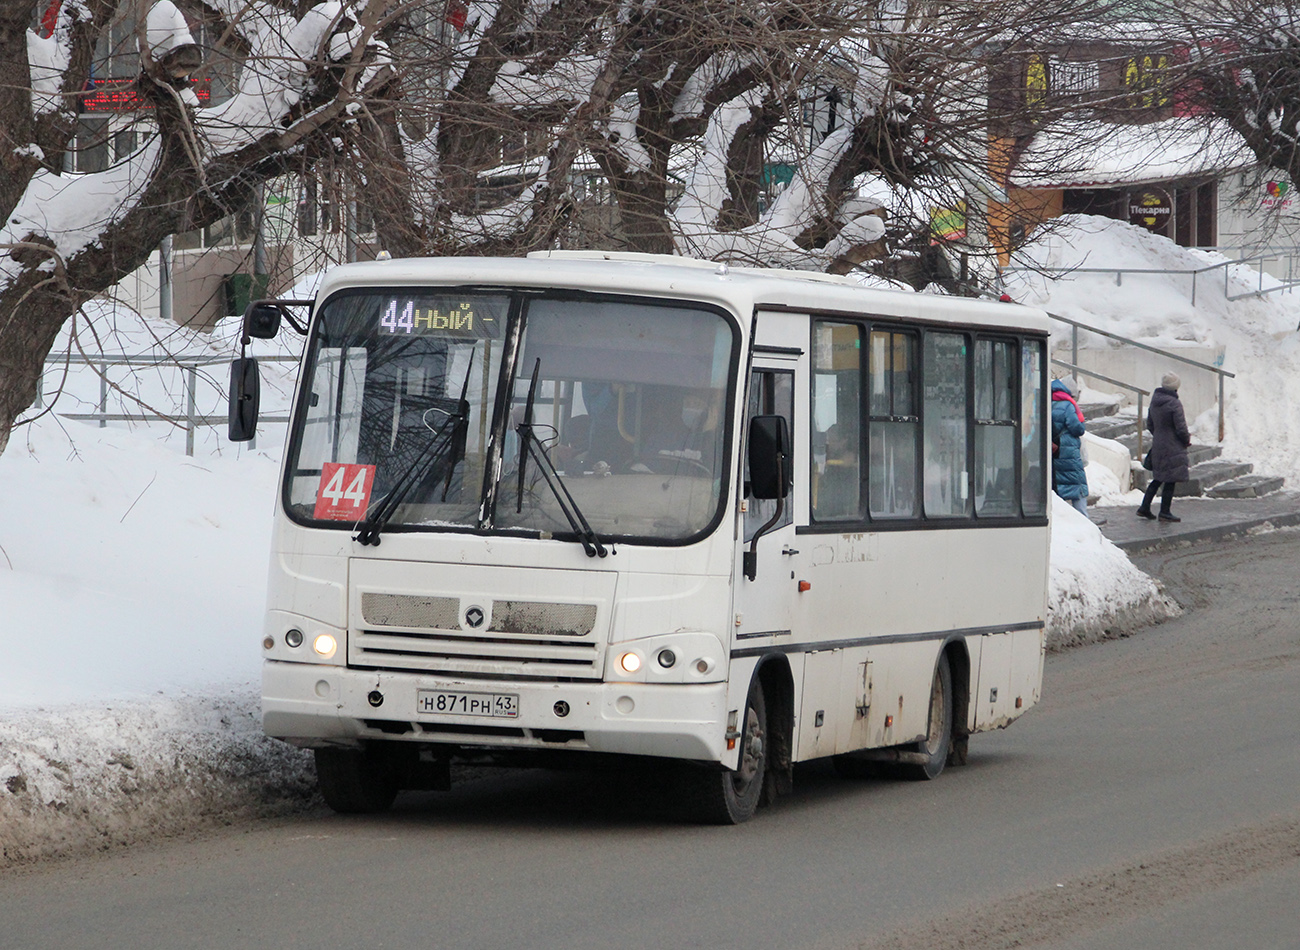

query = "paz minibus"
[229,252,1050,823]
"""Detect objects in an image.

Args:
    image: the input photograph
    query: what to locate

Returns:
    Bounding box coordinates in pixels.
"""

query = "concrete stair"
[1074,401,1285,499]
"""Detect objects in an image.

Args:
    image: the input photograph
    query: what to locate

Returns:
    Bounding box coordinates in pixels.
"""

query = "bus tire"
[314,746,400,814]
[898,653,953,781]
[681,680,767,824]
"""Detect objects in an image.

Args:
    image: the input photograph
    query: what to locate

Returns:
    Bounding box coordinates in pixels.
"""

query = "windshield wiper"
[353,353,474,547]
[515,358,608,558]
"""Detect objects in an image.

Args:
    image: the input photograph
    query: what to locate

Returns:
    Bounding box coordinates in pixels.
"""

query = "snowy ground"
[6,218,1297,866]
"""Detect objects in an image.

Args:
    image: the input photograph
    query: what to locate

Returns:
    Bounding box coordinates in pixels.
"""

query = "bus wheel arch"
[943,639,971,768]
[755,656,795,804]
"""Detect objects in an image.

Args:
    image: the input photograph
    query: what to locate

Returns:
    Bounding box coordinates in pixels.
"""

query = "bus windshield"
[283,289,737,544]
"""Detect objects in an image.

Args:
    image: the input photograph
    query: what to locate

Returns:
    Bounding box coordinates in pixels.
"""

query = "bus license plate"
[417,690,519,718]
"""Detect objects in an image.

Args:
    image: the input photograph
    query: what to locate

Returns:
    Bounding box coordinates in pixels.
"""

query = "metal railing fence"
[1049,312,1235,443]
[1000,246,1300,305]
[36,353,298,456]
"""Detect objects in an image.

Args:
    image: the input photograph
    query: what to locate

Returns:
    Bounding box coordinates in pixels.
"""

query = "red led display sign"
[81,78,211,113]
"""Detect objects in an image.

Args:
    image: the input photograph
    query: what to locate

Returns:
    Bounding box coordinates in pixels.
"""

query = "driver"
[633,387,722,475]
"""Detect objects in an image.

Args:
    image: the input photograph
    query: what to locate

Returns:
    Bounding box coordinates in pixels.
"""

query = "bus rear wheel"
[680,681,767,824]
[898,653,953,781]
[832,653,953,781]
[314,745,400,814]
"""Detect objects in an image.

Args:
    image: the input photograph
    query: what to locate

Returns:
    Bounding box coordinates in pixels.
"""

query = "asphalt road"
[3,531,1298,950]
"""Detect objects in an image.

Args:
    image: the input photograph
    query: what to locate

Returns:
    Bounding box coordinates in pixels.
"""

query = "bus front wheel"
[681,681,767,824]
[314,745,400,814]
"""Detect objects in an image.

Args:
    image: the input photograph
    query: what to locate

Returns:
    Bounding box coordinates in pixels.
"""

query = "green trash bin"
[224,273,272,316]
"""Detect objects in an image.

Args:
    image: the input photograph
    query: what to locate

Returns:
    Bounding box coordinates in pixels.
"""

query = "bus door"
[734,362,799,642]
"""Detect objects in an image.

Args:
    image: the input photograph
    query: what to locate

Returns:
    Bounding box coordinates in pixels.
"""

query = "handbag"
[1142,449,1153,471]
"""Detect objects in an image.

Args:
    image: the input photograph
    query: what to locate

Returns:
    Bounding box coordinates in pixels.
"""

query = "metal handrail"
[1051,358,1149,456]
[1048,312,1234,443]
[1001,250,1300,305]
[37,353,299,456]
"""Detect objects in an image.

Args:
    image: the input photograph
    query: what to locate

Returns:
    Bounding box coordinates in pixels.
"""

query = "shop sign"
[930,201,968,244]
[1262,180,1292,210]
[1128,187,1172,231]
[81,77,211,113]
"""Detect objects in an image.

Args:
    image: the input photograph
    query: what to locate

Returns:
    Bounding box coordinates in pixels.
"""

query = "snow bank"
[0,688,316,868]
[0,416,278,705]
[1045,495,1180,650]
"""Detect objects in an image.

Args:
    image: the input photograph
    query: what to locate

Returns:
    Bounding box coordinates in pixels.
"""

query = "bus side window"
[811,322,862,521]
[744,369,794,541]
[923,331,971,518]
[1021,339,1047,515]
[974,338,1018,517]
[868,328,918,518]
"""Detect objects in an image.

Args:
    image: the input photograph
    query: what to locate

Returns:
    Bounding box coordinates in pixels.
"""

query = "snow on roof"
[1010,116,1255,190]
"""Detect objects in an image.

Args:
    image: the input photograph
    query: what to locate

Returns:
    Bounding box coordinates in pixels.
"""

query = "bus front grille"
[352,584,608,679]
[350,627,602,679]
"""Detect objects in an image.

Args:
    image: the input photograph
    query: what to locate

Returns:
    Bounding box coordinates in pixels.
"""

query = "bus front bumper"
[262,661,730,763]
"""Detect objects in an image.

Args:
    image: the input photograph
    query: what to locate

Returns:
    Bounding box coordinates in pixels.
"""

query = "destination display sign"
[377,297,504,339]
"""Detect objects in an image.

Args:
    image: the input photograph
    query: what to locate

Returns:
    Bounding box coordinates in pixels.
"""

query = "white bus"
[229,253,1050,823]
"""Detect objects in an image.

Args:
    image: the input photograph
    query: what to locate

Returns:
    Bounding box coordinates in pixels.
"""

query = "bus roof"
[314,253,1051,335]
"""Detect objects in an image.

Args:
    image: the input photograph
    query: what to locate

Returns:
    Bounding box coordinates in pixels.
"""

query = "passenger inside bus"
[814,423,860,518]
[631,387,722,477]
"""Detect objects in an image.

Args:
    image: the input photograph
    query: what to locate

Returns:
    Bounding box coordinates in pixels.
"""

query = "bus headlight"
[313,634,338,658]
[608,633,724,683]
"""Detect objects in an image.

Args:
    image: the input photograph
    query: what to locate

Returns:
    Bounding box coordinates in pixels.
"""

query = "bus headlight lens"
[619,652,642,673]
[313,634,338,658]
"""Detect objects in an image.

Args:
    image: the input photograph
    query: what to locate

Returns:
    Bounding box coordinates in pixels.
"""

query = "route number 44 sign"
[314,463,376,521]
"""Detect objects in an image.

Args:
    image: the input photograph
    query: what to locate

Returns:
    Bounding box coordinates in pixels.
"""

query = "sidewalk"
[1094,490,1300,554]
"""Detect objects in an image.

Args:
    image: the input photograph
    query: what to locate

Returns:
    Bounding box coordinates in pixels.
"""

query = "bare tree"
[0,0,395,454]
[1,0,1121,456]
[1169,1,1300,196]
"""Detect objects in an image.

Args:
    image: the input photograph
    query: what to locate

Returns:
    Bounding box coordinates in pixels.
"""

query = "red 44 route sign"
[314,463,376,521]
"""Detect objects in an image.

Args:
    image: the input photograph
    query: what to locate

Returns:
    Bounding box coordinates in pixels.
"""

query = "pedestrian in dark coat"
[1137,372,1192,522]
[1050,378,1089,516]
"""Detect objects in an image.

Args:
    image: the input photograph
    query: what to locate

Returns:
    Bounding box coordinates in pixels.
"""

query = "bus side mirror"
[228,357,261,442]
[748,414,791,500]
[243,302,282,340]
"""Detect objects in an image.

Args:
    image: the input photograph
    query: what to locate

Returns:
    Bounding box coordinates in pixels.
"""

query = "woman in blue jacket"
[1051,378,1089,516]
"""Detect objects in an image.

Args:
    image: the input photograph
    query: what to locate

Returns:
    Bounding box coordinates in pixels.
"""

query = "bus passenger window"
[868,329,918,518]
[923,332,970,518]
[974,338,1018,517]
[811,322,862,521]
[1021,340,1047,516]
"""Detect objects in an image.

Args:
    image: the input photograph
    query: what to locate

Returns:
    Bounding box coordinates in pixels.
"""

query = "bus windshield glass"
[283,289,736,543]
